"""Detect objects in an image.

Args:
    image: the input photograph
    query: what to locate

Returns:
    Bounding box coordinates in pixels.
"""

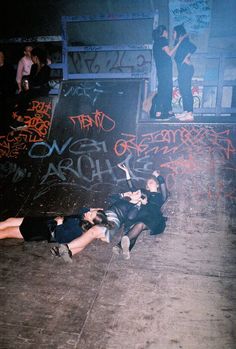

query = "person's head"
[0,50,4,66]
[146,175,159,192]
[153,25,168,41]
[31,47,47,65]
[81,209,109,231]
[24,46,33,58]
[173,24,187,42]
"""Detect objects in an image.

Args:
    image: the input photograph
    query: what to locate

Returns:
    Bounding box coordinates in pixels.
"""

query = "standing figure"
[12,47,51,128]
[16,45,33,93]
[173,24,197,122]
[0,50,16,133]
[151,25,184,119]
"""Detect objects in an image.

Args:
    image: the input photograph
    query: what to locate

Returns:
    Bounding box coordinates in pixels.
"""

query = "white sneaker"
[178,112,194,122]
[112,245,121,255]
[175,111,188,119]
[121,236,130,260]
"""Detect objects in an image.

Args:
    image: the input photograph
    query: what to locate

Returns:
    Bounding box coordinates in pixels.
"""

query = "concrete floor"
[1,199,236,349]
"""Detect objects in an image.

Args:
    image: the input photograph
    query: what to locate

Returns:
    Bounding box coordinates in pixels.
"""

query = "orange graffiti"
[114,127,236,159]
[0,100,52,158]
[28,100,52,117]
[68,109,116,132]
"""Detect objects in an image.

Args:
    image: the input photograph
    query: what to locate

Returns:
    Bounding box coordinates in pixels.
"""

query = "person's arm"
[117,163,136,191]
[16,59,24,92]
[152,170,168,203]
[163,34,187,57]
[182,40,197,64]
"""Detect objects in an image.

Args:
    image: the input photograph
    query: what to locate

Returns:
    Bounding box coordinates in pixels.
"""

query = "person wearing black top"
[50,189,148,262]
[173,24,197,122]
[151,25,184,119]
[112,164,168,260]
[0,208,91,243]
[0,50,17,133]
[49,164,168,262]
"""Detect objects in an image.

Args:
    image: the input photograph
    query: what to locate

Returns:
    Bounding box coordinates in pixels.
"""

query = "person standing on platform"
[173,24,197,122]
[150,25,185,120]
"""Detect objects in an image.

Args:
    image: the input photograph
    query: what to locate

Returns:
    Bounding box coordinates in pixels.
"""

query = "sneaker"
[121,236,130,260]
[177,112,194,122]
[112,245,122,255]
[175,111,188,119]
[50,244,73,263]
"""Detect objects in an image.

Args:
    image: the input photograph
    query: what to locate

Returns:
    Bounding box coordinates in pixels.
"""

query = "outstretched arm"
[152,170,168,203]
[163,34,187,57]
[118,163,136,191]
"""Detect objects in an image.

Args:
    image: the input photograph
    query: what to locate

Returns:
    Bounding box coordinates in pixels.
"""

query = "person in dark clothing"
[12,47,51,128]
[150,25,184,119]
[0,208,94,243]
[173,24,197,122]
[50,189,148,262]
[51,163,168,262]
[0,50,17,134]
[112,164,168,259]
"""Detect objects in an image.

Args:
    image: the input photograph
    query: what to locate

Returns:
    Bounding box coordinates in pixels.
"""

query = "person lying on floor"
[0,208,99,244]
[50,189,148,262]
[112,164,168,259]
[51,165,168,262]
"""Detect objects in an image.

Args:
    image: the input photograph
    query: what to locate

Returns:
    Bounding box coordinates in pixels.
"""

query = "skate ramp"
[0,80,143,217]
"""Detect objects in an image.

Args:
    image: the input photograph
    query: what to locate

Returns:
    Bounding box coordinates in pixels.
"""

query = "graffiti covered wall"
[0,81,236,217]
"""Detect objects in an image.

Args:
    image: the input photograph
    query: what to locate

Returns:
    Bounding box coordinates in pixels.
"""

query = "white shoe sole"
[121,236,130,260]
[112,245,121,255]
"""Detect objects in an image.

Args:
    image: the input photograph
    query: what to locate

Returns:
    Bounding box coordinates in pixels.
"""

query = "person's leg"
[184,65,194,112]
[51,225,107,262]
[113,222,148,259]
[125,222,147,249]
[150,91,161,118]
[178,67,186,112]
[68,225,106,255]
[179,65,194,112]
[164,68,174,115]
[156,66,173,117]
[0,218,24,230]
[150,70,167,118]
[0,226,23,239]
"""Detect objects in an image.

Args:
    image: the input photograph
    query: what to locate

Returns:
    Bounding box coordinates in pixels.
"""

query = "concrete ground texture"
[1,196,236,349]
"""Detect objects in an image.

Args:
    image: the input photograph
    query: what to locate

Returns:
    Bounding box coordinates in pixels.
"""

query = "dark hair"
[146,175,159,185]
[31,47,47,64]
[152,25,167,42]
[80,210,115,231]
[173,24,186,43]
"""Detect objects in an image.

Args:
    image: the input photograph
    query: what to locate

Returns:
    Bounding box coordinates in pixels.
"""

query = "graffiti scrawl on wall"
[0,99,52,159]
[169,0,211,33]
[0,80,236,217]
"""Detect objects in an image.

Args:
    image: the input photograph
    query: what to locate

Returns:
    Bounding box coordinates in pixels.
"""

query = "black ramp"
[0,97,54,217]
[22,79,143,214]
